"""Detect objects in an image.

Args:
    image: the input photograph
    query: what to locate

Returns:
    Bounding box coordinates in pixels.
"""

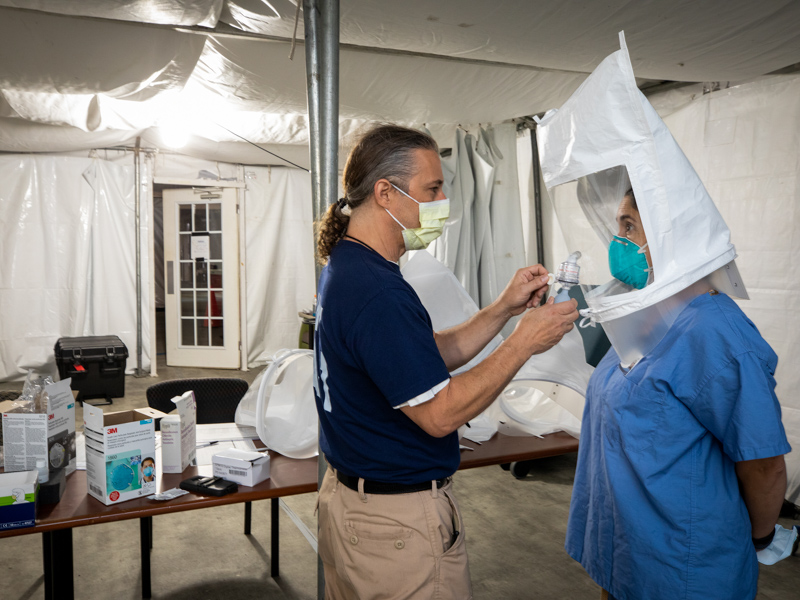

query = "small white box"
[0,470,38,531]
[212,449,270,487]
[161,391,197,474]
[84,406,165,505]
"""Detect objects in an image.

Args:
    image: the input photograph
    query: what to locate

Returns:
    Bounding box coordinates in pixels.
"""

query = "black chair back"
[145,378,249,427]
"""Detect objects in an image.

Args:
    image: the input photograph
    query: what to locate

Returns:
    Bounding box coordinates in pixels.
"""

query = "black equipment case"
[54,336,128,405]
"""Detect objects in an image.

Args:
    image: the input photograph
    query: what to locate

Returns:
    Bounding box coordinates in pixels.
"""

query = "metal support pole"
[304,2,338,599]
[530,127,545,270]
[304,0,323,284]
[134,137,144,376]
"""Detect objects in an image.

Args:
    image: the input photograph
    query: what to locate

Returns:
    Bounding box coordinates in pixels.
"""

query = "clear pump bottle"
[553,251,581,303]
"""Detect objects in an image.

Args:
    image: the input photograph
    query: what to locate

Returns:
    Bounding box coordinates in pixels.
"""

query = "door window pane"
[197,320,210,346]
[179,234,191,260]
[196,291,208,320]
[180,263,193,289]
[210,233,222,260]
[208,203,222,231]
[211,320,224,346]
[195,262,208,288]
[194,204,207,232]
[179,205,192,232]
[180,292,194,317]
[213,291,223,314]
[209,263,222,289]
[181,319,195,346]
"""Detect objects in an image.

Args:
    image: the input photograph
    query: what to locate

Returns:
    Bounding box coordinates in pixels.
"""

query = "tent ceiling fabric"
[1,1,799,159]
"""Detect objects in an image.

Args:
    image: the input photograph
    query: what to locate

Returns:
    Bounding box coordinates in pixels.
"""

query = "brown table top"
[0,451,318,539]
[0,431,578,539]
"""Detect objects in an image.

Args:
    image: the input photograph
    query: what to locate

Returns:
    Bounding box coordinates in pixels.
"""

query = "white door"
[163,188,240,368]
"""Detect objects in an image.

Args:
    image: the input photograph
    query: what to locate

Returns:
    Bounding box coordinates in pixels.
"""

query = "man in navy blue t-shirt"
[313,124,578,599]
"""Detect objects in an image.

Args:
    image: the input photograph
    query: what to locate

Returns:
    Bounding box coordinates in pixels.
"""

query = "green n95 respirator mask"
[386,183,450,251]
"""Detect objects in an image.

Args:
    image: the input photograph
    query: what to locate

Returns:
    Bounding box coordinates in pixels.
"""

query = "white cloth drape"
[244,166,315,367]
[430,122,525,337]
[0,155,152,381]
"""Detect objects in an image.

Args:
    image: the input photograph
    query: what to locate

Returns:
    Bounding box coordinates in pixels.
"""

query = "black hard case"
[54,335,128,404]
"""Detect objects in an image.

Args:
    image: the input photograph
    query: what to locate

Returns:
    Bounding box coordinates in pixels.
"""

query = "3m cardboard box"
[0,470,38,531]
[84,406,165,505]
[212,449,270,487]
[161,390,197,474]
[1,379,76,478]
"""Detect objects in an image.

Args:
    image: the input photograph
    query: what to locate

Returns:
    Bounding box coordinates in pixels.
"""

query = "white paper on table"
[195,423,258,443]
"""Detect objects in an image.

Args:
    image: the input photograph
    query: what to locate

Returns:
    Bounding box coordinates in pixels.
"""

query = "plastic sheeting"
[2,1,800,163]
[429,123,526,338]
[3,2,799,83]
[0,155,152,381]
[0,9,205,101]
[244,166,315,367]
[0,1,224,28]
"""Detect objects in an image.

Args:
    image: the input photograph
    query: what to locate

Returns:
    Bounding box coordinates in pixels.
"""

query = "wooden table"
[1,431,578,600]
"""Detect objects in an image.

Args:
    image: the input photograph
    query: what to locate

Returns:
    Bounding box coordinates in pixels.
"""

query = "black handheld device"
[180,475,238,496]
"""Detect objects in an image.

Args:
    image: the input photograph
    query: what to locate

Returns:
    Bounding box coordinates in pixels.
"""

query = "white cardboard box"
[161,390,197,474]
[212,449,270,487]
[0,470,38,531]
[84,406,165,505]
[1,378,76,477]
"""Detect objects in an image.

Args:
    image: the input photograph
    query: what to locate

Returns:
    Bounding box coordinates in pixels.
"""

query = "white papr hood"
[536,32,747,325]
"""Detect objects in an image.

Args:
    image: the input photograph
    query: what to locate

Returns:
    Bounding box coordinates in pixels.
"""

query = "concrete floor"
[1,330,799,599]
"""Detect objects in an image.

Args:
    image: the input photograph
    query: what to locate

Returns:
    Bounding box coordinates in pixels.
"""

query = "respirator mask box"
[161,391,197,474]
[84,406,166,506]
[2,377,77,480]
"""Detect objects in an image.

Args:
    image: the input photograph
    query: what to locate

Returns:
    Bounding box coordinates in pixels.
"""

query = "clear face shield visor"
[550,165,704,367]
[551,165,649,301]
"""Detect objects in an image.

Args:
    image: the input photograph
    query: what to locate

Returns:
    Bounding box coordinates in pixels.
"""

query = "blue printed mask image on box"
[106,452,142,492]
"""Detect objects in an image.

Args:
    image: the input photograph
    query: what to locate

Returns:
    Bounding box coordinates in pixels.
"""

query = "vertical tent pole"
[304,2,339,599]
[530,127,545,270]
[134,137,144,376]
[304,0,323,286]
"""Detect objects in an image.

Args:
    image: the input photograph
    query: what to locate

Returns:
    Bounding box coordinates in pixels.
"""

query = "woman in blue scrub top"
[566,189,791,600]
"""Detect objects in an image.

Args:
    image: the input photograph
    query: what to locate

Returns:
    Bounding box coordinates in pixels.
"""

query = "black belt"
[336,471,448,495]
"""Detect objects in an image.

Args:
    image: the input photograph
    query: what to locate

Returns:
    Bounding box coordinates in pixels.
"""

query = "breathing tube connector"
[553,251,581,303]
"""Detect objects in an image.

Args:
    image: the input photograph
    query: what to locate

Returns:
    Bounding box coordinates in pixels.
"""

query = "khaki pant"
[318,467,472,600]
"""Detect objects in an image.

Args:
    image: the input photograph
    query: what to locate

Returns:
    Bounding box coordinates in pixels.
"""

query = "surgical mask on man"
[385,183,450,251]
[143,466,154,478]
[608,235,651,289]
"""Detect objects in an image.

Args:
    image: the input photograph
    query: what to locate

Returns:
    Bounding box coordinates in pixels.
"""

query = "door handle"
[167,261,174,294]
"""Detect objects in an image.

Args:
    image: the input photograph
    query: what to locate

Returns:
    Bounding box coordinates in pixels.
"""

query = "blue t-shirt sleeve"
[347,286,450,408]
[689,351,790,462]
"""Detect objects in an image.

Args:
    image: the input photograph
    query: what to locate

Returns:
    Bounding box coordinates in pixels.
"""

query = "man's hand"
[495,265,551,318]
[508,297,579,356]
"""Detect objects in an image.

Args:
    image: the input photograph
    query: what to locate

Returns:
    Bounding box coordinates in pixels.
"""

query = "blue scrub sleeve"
[347,286,450,408]
[689,351,790,462]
